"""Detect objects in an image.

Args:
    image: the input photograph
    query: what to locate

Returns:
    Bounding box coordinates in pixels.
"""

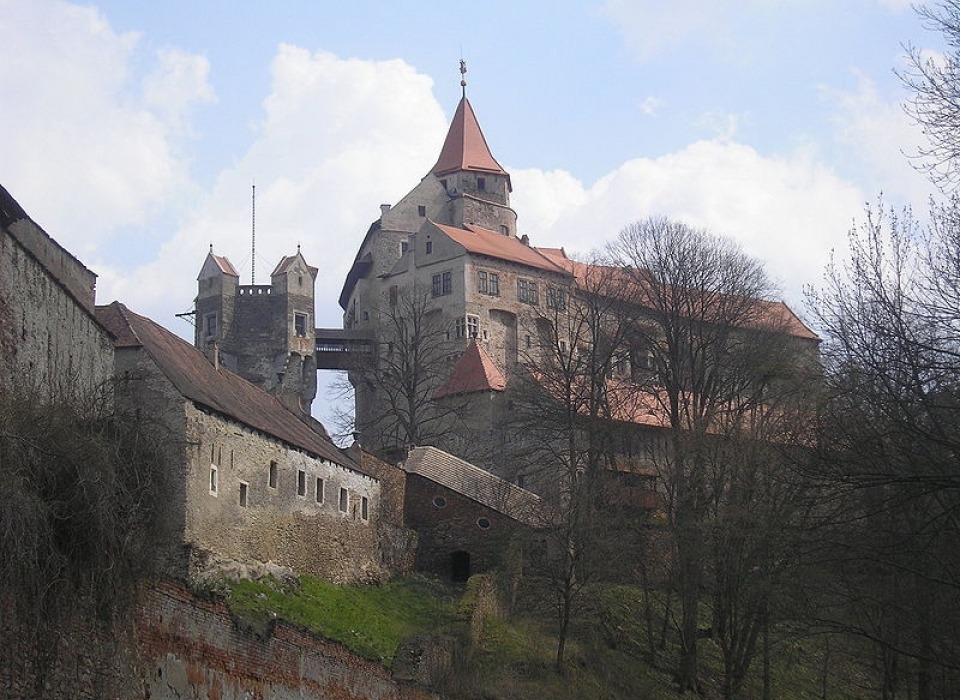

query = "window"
[517,278,539,305]
[432,271,452,297]
[268,461,278,489]
[294,312,308,338]
[440,179,447,190]
[499,225,509,236]
[455,317,466,338]
[204,313,218,338]
[315,477,324,504]
[525,334,532,349]
[426,240,433,255]
[477,517,491,530]
[209,466,218,496]
[477,176,486,191]
[467,315,479,338]
[361,496,369,520]
[546,287,567,311]
[400,240,409,254]
[418,205,426,216]
[478,271,500,296]
[297,469,306,497]
[339,487,349,513]
[433,496,447,508]
[239,482,248,507]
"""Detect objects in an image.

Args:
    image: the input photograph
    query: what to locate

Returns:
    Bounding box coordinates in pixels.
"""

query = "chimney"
[380,204,391,217]
[521,234,530,246]
[205,339,220,369]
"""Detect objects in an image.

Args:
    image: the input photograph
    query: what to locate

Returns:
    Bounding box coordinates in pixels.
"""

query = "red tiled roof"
[432,222,569,275]
[212,254,239,277]
[271,253,318,279]
[431,97,506,177]
[96,302,355,469]
[534,250,818,341]
[434,339,507,399]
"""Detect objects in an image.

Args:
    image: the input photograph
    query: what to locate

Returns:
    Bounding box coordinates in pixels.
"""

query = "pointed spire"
[431,84,507,177]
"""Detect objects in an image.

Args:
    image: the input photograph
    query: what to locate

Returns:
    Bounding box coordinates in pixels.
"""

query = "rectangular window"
[546,287,567,311]
[467,315,479,338]
[478,271,500,296]
[339,487,349,513]
[455,317,466,338]
[204,313,217,338]
[294,312,308,338]
[432,271,452,297]
[239,482,248,507]
[400,240,409,254]
[418,205,426,216]
[268,461,278,488]
[477,176,486,191]
[209,466,218,496]
[361,496,369,520]
[315,477,324,504]
[426,240,433,255]
[518,279,539,305]
[297,469,306,497]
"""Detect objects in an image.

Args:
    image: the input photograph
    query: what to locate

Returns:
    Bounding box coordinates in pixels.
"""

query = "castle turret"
[193,249,318,416]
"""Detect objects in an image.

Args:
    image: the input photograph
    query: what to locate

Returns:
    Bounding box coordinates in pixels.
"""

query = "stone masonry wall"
[184,405,388,584]
[0,220,114,398]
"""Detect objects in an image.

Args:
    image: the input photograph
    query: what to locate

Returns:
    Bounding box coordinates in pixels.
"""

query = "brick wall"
[1,581,439,700]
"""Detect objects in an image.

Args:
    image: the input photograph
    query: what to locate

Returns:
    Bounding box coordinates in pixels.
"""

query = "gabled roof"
[197,251,239,279]
[431,97,507,178]
[272,251,318,279]
[96,302,355,469]
[403,446,542,526]
[432,222,570,276]
[434,339,507,399]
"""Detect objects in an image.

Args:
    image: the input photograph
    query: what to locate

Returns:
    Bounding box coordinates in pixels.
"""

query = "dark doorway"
[451,550,471,582]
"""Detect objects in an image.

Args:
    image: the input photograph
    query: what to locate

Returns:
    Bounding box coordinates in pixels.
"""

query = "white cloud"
[513,139,865,307]
[105,48,448,333]
[638,96,663,116]
[0,0,212,259]
[822,70,933,209]
[142,48,217,134]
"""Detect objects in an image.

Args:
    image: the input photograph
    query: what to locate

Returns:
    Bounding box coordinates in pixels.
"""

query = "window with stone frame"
[478,270,500,296]
[239,482,249,507]
[361,496,369,520]
[204,312,218,338]
[546,286,567,311]
[209,465,218,496]
[432,271,452,297]
[297,469,306,497]
[517,278,539,305]
[294,312,308,338]
[268,461,278,488]
[455,317,466,338]
[315,477,324,504]
[339,487,349,513]
[467,315,479,338]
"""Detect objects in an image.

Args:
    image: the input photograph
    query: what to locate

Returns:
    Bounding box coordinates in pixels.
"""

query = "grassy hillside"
[223,574,874,699]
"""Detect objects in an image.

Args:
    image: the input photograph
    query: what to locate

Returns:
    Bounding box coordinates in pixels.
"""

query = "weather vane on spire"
[460,59,467,98]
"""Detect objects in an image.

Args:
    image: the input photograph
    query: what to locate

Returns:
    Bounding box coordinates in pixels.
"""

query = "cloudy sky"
[0,0,942,427]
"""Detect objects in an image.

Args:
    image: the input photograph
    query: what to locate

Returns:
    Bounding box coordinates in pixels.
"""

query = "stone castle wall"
[0,218,114,398]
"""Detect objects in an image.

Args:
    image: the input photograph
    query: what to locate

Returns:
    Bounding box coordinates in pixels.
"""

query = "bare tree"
[507,259,636,672]
[608,216,801,694]
[806,200,960,698]
[901,0,960,190]
[347,282,468,461]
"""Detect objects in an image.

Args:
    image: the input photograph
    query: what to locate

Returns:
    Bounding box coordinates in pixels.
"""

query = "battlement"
[239,285,273,296]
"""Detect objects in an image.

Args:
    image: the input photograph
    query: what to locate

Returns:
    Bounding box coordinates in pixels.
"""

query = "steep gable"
[434,339,507,399]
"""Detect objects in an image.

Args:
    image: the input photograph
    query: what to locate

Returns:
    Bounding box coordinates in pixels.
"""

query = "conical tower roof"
[430,97,507,177]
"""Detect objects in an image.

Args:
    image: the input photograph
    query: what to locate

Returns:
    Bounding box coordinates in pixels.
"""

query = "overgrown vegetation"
[224,571,878,700]
[0,379,167,694]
